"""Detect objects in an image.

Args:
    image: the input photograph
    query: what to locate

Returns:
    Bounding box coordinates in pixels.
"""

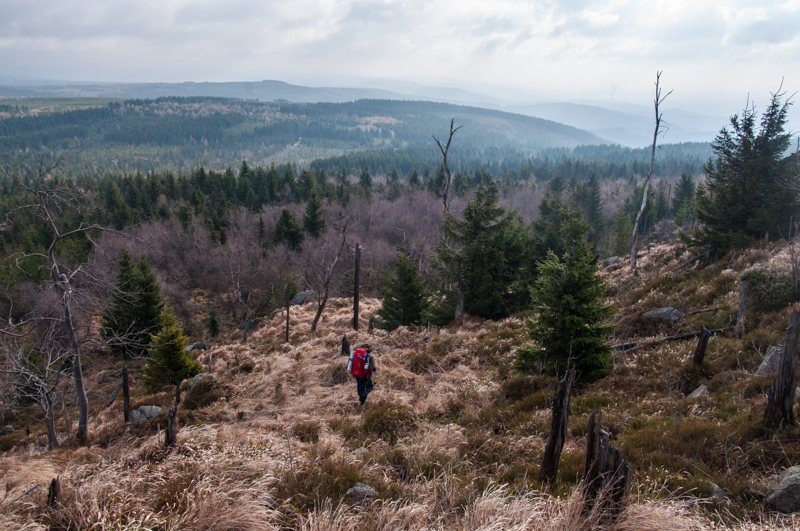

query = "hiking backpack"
[351,348,372,378]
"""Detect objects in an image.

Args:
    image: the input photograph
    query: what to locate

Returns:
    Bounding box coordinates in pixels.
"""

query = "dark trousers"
[356,376,373,404]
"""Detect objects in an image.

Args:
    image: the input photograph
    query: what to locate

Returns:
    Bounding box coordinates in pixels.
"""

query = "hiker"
[347,345,377,405]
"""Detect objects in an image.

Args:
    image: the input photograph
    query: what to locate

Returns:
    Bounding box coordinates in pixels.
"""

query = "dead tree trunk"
[692,325,711,366]
[455,274,466,319]
[122,366,130,423]
[165,405,178,447]
[765,309,800,431]
[175,384,181,406]
[47,477,61,508]
[737,280,747,338]
[311,219,348,332]
[340,335,350,358]
[285,300,290,343]
[539,369,576,485]
[629,72,672,268]
[433,119,463,214]
[583,411,632,505]
[353,243,361,331]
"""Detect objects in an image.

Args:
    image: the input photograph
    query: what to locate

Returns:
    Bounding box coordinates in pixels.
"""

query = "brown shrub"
[291,420,321,443]
[362,404,416,444]
[182,376,228,410]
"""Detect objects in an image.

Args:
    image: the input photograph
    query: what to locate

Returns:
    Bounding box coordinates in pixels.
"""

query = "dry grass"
[2,238,800,530]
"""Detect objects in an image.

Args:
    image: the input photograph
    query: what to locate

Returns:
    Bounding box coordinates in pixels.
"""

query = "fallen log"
[612,327,733,351]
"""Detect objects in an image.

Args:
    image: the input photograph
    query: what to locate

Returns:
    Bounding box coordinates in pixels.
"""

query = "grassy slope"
[1,244,800,529]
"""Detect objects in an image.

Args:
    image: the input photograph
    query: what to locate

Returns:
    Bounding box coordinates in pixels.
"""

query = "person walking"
[347,345,377,406]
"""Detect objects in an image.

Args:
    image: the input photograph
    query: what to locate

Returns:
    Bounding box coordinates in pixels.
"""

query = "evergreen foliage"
[374,253,429,331]
[694,92,799,254]
[433,181,531,321]
[584,173,606,242]
[101,249,165,359]
[274,209,304,249]
[672,173,695,218]
[303,188,327,237]
[611,207,633,257]
[359,166,373,199]
[206,307,221,338]
[142,306,202,393]
[516,202,612,386]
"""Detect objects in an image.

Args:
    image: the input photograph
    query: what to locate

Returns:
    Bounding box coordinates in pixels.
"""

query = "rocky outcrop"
[130,405,161,423]
[756,345,782,375]
[766,466,800,513]
[642,307,683,322]
[290,290,316,306]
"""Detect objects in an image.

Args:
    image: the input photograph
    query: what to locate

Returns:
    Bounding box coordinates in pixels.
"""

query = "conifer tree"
[407,168,421,188]
[611,207,633,257]
[143,306,202,393]
[206,307,221,338]
[283,164,297,195]
[374,253,429,330]
[672,173,695,218]
[359,166,373,199]
[516,202,612,386]
[266,164,282,202]
[274,209,304,249]
[585,173,606,242]
[102,249,165,358]
[297,170,315,202]
[303,188,327,237]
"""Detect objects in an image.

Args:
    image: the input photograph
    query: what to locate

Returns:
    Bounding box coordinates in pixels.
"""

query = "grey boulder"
[0,425,14,435]
[187,373,217,393]
[687,385,709,398]
[756,345,782,375]
[185,341,208,352]
[290,290,316,306]
[345,482,376,499]
[603,256,621,267]
[766,466,800,513]
[97,370,110,384]
[642,307,683,322]
[130,405,161,423]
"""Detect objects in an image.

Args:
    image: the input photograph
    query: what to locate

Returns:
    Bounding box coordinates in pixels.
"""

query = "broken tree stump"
[539,369,576,485]
[583,411,632,507]
[165,405,178,447]
[455,274,466,319]
[47,477,61,508]
[341,333,350,357]
[765,309,800,431]
[122,366,131,423]
[692,325,711,366]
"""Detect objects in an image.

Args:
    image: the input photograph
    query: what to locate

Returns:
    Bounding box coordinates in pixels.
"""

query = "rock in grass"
[766,466,800,513]
[345,482,376,499]
[97,370,110,384]
[0,426,13,435]
[130,405,161,423]
[641,307,683,321]
[603,256,621,267]
[756,345,782,375]
[688,385,709,398]
[290,290,316,305]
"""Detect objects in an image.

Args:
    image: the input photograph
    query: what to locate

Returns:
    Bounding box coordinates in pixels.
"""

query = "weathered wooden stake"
[122,365,130,423]
[285,300,290,343]
[583,411,631,505]
[765,309,800,431]
[737,280,747,339]
[47,477,60,508]
[455,274,466,319]
[692,325,711,366]
[368,318,374,331]
[539,369,576,485]
[353,243,361,331]
[175,383,181,406]
[341,333,350,357]
[165,405,178,447]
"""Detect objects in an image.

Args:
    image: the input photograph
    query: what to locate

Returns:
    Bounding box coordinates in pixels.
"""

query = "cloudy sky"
[2,0,799,112]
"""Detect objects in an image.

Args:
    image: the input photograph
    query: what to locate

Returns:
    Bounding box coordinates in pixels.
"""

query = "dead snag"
[165,405,178,447]
[175,383,181,406]
[539,369,576,485]
[765,309,800,431]
[47,477,61,508]
[341,333,350,357]
[353,243,361,331]
[455,274,466,319]
[432,118,463,214]
[122,366,131,423]
[692,325,711,366]
[583,411,631,507]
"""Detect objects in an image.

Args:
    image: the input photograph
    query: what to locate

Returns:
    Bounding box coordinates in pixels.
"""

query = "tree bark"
[122,366,131,423]
[45,395,59,450]
[341,333,350,357]
[285,301,290,343]
[629,72,671,268]
[165,405,178,447]
[433,119,463,214]
[692,325,711,366]
[455,274,466,319]
[353,243,361,331]
[765,309,800,431]
[539,369,576,484]
[47,477,61,508]
[583,411,631,505]
[311,219,348,332]
[62,296,88,442]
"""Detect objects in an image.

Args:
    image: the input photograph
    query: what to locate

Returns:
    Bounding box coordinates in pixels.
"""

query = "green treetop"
[374,253,429,331]
[143,306,202,393]
[303,188,327,238]
[274,209,304,249]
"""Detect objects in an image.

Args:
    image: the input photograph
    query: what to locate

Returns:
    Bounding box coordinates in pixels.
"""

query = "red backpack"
[351,348,372,378]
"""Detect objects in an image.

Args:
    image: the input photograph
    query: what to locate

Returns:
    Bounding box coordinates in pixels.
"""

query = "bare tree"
[2,157,104,441]
[297,218,349,331]
[629,72,672,268]
[433,119,463,214]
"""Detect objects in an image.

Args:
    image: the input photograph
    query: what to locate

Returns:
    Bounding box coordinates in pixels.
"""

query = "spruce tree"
[611,207,633,257]
[274,209,304,249]
[297,170,316,202]
[672,173,695,218]
[102,250,165,358]
[585,173,606,242]
[206,307,221,338]
[303,188,327,238]
[143,306,202,393]
[374,253,429,331]
[359,166,373,199]
[407,168,421,189]
[516,202,612,386]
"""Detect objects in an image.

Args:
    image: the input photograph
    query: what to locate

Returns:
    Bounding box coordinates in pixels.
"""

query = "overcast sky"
[1,0,799,113]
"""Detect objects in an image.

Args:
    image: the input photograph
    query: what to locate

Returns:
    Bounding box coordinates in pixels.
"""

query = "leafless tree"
[433,118,463,214]
[297,218,349,331]
[629,72,672,268]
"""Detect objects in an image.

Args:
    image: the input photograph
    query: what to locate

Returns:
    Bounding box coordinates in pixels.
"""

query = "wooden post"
[583,411,604,499]
[368,318,374,332]
[285,301,290,343]
[165,405,178,447]
[353,243,361,331]
[692,325,711,366]
[539,369,576,485]
[455,274,466,319]
[765,309,800,431]
[122,365,130,423]
[737,280,747,338]
[583,411,631,505]
[47,477,60,508]
[341,333,350,357]
[175,384,181,406]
